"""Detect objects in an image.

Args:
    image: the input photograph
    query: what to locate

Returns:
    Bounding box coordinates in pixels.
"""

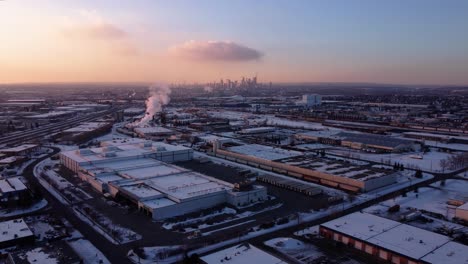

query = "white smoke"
[131,83,171,127]
[203,86,213,93]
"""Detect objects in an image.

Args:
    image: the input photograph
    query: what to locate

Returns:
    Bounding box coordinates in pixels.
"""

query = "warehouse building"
[297,131,417,153]
[60,139,267,220]
[213,142,396,192]
[133,126,174,138]
[0,219,34,249]
[0,177,29,206]
[319,212,468,264]
[0,144,39,157]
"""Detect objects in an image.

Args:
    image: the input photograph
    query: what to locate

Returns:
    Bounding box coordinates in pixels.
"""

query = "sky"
[1,0,467,85]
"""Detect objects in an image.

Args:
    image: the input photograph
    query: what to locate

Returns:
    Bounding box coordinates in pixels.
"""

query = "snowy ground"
[0,199,48,218]
[60,217,111,264]
[74,205,141,244]
[365,179,468,221]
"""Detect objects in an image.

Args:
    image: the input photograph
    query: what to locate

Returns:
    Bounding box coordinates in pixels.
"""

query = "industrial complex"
[60,138,267,220]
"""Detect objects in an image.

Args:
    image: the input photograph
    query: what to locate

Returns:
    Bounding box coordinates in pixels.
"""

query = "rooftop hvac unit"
[103,146,120,152]
[153,146,167,152]
[102,151,116,157]
[77,149,94,156]
[140,141,153,148]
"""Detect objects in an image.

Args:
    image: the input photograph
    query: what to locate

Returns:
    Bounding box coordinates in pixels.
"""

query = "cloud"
[169,40,263,62]
[61,10,127,40]
[62,23,127,40]
[59,9,139,56]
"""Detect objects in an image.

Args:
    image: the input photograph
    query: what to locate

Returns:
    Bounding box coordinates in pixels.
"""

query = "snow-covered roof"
[0,177,27,193]
[457,202,468,211]
[227,144,303,161]
[321,212,468,261]
[121,184,163,199]
[0,144,38,153]
[145,172,229,200]
[141,197,176,209]
[28,111,73,119]
[201,244,286,264]
[61,140,190,164]
[63,122,108,133]
[421,241,468,264]
[238,127,276,134]
[367,223,450,260]
[0,218,33,243]
[134,126,173,135]
[321,212,400,240]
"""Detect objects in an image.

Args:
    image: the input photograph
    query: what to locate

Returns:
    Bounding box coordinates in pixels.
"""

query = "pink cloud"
[169,40,263,61]
[62,23,127,40]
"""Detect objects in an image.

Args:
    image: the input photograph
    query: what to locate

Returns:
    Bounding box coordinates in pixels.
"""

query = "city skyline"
[1,0,468,85]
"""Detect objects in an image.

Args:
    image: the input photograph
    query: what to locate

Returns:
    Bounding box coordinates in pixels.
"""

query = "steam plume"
[132,83,171,126]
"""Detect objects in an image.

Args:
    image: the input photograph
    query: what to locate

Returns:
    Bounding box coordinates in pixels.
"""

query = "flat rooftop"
[227,144,303,161]
[82,158,163,173]
[0,144,38,153]
[121,184,163,199]
[421,241,468,264]
[0,177,27,193]
[321,212,400,241]
[337,132,414,148]
[141,197,176,210]
[145,172,229,200]
[201,244,286,264]
[118,163,185,179]
[28,111,72,119]
[280,156,391,181]
[134,126,173,134]
[321,212,468,262]
[61,140,191,164]
[0,218,33,243]
[63,122,108,133]
[367,223,450,260]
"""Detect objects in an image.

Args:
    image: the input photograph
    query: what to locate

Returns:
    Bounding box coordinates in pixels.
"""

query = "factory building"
[60,139,267,220]
[319,212,468,264]
[212,142,396,192]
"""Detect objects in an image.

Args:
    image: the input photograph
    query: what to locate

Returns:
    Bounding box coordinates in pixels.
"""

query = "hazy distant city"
[1,1,468,264]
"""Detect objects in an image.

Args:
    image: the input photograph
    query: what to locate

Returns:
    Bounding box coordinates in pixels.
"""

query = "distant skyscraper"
[302,94,322,107]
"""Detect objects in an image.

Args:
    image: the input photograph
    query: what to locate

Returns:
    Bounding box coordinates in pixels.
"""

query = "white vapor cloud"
[169,40,263,62]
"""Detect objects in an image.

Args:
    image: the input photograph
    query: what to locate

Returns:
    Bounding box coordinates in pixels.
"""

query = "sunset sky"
[1,0,468,85]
